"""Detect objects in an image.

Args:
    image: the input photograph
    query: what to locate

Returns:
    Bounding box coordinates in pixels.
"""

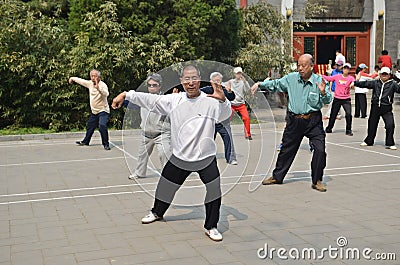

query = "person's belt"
[290,111,319,120]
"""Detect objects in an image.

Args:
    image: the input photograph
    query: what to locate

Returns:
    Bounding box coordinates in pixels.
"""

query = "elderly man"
[69,69,111,150]
[251,54,332,192]
[201,72,237,165]
[112,65,231,241]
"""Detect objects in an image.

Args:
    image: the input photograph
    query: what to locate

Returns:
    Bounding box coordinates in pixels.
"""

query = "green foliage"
[68,0,105,32]
[0,0,73,129]
[0,1,182,131]
[0,0,241,132]
[117,0,241,63]
[25,0,70,18]
[0,127,56,135]
[66,1,182,130]
[235,0,293,80]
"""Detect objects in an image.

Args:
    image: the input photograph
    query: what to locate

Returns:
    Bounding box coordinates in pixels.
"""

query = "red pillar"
[240,0,248,8]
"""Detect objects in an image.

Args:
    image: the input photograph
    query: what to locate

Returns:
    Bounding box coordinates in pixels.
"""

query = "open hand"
[208,81,226,102]
[251,82,259,95]
[316,80,327,95]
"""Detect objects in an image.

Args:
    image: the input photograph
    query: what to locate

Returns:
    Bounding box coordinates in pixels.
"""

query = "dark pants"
[354,93,367,118]
[364,105,395,146]
[82,111,109,146]
[215,122,236,163]
[326,98,352,133]
[152,156,221,230]
[273,111,326,185]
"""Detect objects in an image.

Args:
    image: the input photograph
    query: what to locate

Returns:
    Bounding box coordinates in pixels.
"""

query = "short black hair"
[382,50,389,55]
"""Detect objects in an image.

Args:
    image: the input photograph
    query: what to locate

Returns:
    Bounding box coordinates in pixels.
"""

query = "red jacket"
[378,55,392,69]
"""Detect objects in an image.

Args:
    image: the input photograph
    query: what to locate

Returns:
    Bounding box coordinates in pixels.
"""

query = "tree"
[68,0,105,32]
[0,0,73,129]
[0,0,242,131]
[235,0,293,81]
[116,0,241,64]
[235,0,327,80]
[0,1,181,131]
[66,1,182,129]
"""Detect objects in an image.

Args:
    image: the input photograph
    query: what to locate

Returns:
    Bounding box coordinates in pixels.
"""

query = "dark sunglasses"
[147,83,160,87]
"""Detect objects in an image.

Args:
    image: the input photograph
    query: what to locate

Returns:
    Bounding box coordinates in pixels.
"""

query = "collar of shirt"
[297,72,317,86]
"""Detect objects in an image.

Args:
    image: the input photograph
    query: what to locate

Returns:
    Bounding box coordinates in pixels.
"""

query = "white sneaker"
[205,228,223,241]
[128,173,145,179]
[229,160,238,165]
[141,211,162,224]
[360,142,368,146]
[128,174,137,180]
[386,146,397,150]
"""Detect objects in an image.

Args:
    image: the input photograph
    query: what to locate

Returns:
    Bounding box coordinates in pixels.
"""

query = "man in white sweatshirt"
[112,65,231,241]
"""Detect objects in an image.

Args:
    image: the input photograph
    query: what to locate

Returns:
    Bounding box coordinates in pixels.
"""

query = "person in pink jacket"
[322,63,355,136]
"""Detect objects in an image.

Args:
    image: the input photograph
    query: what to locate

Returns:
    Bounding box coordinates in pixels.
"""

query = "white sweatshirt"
[125,91,231,162]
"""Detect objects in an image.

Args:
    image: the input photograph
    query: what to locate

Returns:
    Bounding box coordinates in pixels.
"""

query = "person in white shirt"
[69,69,111,150]
[335,50,346,65]
[112,65,231,241]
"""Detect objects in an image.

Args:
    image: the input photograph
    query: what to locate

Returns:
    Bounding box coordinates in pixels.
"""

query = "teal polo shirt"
[259,72,332,114]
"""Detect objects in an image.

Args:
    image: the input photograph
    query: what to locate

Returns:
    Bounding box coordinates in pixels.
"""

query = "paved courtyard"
[0,100,399,265]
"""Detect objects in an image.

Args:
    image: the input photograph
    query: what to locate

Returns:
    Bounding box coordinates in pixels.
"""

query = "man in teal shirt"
[251,54,332,192]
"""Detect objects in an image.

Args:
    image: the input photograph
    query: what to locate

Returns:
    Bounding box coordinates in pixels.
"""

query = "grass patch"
[0,127,57,135]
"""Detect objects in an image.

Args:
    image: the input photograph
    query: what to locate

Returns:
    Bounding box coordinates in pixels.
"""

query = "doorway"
[316,36,342,64]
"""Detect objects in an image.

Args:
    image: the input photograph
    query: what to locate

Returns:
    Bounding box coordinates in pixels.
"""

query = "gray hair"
[210,72,223,80]
[90,69,101,77]
[180,64,201,78]
[146,73,162,85]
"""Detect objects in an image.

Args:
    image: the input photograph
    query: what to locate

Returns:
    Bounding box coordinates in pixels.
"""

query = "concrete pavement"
[0,99,399,265]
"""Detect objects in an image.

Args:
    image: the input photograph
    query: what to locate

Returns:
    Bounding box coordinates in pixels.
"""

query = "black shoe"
[76,141,88,146]
[346,131,353,136]
[245,136,253,140]
[104,145,111,150]
[325,128,332,133]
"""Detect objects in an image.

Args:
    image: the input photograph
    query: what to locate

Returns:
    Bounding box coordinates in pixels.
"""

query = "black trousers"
[152,156,221,230]
[326,98,352,133]
[364,105,395,146]
[82,111,109,146]
[272,111,326,185]
[354,93,367,118]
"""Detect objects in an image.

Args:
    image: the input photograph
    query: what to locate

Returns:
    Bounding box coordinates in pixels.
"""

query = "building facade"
[238,0,400,70]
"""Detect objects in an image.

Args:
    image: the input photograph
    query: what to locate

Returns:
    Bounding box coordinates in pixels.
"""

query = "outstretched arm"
[68,77,91,88]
